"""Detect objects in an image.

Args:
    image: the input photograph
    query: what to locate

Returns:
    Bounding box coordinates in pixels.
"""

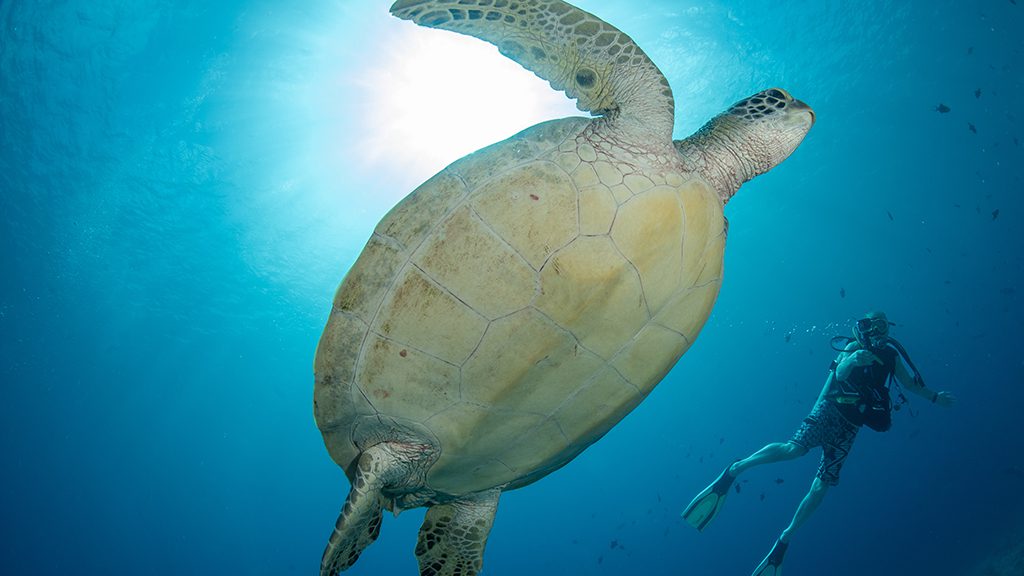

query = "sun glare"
[351,26,584,184]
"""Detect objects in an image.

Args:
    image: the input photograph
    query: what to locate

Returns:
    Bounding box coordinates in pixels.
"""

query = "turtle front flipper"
[320,444,405,576]
[390,0,675,140]
[415,488,501,576]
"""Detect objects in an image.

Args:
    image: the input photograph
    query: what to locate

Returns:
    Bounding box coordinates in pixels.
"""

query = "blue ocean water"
[2,0,1022,574]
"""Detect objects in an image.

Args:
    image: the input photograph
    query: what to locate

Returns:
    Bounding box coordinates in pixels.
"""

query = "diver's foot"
[681,462,737,531]
[751,537,788,576]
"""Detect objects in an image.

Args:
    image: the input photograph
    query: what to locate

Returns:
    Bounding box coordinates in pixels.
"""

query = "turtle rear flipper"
[390,0,675,140]
[415,488,501,576]
[320,444,405,576]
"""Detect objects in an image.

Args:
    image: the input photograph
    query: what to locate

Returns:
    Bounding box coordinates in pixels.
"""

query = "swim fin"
[751,538,788,576]
[681,463,736,531]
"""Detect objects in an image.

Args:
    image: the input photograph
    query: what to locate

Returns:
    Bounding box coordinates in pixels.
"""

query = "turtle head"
[676,88,815,203]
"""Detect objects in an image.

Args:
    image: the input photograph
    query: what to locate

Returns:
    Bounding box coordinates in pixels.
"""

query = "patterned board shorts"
[791,400,860,486]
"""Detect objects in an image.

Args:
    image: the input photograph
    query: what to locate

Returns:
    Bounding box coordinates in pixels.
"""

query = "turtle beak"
[791,99,815,125]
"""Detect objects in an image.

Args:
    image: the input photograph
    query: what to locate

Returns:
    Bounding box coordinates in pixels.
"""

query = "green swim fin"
[681,463,736,531]
[751,538,788,576]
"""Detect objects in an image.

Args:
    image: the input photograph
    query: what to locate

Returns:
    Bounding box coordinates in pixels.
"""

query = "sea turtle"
[314,1,814,574]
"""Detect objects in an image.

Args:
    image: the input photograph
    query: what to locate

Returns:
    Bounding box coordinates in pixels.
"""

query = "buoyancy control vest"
[829,343,899,432]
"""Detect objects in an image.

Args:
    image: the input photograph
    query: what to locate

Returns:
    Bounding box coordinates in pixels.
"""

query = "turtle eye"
[768,89,785,99]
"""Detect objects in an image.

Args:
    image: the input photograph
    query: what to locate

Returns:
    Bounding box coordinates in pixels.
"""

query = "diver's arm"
[894,360,956,407]
[816,342,858,404]
[834,342,869,382]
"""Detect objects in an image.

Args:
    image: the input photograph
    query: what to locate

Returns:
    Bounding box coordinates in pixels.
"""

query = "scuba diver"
[681,311,955,576]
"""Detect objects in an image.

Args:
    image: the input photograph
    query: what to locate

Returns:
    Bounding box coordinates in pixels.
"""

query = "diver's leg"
[780,477,829,542]
[730,441,808,476]
[749,477,828,576]
[777,417,850,543]
[682,441,807,531]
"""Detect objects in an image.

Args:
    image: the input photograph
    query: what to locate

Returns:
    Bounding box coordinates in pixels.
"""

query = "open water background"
[2,1,1022,574]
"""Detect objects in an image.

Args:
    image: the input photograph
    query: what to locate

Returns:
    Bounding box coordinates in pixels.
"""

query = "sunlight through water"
[349,24,585,183]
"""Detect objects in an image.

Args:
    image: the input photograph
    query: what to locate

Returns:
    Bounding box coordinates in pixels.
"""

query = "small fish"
[609,539,618,549]
[968,46,974,55]
[734,484,741,494]
[598,555,603,565]
[969,123,977,134]
[784,332,792,343]
[760,493,766,501]
[1014,137,1020,146]
[936,103,951,113]
[886,211,894,221]
[1000,287,1015,296]
[840,287,846,298]
[775,478,785,484]
[974,88,982,98]
[719,437,725,444]
[992,209,1000,220]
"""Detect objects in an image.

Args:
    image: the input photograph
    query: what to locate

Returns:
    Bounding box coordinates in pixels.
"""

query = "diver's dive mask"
[854,317,892,349]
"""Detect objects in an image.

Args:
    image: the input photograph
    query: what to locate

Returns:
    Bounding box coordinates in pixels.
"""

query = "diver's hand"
[846,349,882,367]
